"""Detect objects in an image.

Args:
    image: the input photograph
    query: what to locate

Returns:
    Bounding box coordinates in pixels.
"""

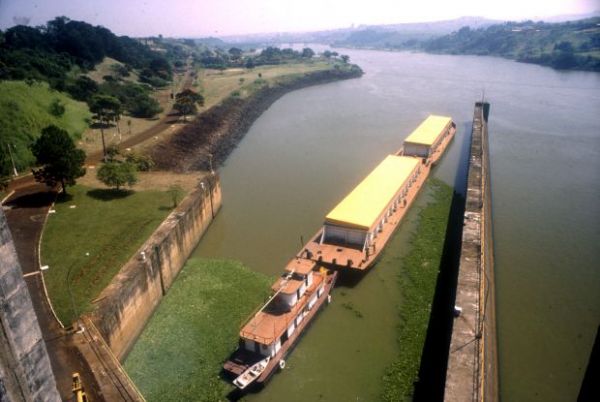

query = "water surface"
[192,49,600,401]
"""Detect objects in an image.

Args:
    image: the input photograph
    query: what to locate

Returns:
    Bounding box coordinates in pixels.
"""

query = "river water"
[191,48,600,401]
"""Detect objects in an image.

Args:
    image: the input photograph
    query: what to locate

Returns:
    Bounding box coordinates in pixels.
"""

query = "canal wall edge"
[86,173,222,361]
[444,102,499,402]
[0,209,61,402]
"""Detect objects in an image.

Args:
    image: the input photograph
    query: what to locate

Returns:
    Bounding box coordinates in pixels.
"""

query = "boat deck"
[240,274,324,345]
[223,271,337,383]
[300,127,455,271]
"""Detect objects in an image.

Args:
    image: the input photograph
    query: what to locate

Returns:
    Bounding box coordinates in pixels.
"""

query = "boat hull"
[223,271,338,389]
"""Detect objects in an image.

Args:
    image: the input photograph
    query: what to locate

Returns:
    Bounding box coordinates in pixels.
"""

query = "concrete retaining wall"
[444,102,498,401]
[0,209,61,402]
[87,174,222,360]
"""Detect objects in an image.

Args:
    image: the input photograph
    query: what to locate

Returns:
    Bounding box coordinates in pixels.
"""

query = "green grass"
[124,258,273,402]
[381,178,453,401]
[41,185,173,324]
[0,80,91,172]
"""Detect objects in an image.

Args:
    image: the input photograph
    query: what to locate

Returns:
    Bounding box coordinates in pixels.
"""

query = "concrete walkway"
[3,184,102,401]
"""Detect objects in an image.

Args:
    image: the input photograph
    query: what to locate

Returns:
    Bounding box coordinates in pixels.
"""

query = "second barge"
[300,115,455,270]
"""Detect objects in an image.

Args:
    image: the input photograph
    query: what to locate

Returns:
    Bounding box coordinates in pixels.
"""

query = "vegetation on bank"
[124,258,273,401]
[381,178,453,401]
[422,18,600,71]
[41,185,173,324]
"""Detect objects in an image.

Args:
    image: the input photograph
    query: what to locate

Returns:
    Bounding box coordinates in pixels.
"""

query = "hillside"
[0,80,91,174]
[326,17,600,72]
[423,18,600,71]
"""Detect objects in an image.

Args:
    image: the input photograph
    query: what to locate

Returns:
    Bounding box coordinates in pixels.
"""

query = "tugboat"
[224,259,337,389]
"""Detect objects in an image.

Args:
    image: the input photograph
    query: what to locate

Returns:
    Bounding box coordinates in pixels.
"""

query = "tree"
[174,89,204,121]
[31,125,86,195]
[340,54,350,63]
[96,161,137,190]
[167,184,185,208]
[89,94,122,158]
[228,47,243,60]
[67,75,99,101]
[301,48,315,58]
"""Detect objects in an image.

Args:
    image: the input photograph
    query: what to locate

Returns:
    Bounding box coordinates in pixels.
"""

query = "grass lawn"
[124,258,273,401]
[0,80,91,172]
[381,178,453,401]
[199,61,333,108]
[41,185,173,324]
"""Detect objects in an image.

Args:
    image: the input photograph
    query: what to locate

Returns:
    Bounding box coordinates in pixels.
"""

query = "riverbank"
[151,64,363,172]
[124,258,273,401]
[381,178,453,401]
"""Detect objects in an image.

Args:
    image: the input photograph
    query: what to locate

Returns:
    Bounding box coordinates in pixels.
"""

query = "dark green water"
[192,49,600,401]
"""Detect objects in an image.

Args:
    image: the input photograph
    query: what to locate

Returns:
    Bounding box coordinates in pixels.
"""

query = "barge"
[300,115,455,270]
[223,259,337,389]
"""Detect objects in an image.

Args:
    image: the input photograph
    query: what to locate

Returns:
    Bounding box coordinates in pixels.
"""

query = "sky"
[0,0,597,37]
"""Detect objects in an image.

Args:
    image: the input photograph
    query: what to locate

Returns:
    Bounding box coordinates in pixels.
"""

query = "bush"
[129,96,162,118]
[49,98,66,117]
[97,161,138,190]
[125,152,154,171]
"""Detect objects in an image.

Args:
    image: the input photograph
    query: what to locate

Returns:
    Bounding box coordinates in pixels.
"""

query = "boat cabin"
[239,260,324,358]
[320,155,420,252]
[403,115,454,158]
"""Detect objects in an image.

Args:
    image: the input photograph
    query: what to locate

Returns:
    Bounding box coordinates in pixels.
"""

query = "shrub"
[97,161,138,190]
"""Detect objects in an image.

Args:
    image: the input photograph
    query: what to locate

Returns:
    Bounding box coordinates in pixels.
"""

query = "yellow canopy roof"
[404,115,452,146]
[325,155,419,230]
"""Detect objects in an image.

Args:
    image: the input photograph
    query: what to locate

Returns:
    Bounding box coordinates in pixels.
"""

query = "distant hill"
[331,17,500,48]
[422,18,600,71]
[222,17,499,46]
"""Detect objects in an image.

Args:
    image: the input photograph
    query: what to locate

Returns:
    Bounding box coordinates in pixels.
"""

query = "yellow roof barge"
[300,115,455,271]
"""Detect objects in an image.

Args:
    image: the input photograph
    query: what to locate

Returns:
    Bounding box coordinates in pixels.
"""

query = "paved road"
[3,184,102,401]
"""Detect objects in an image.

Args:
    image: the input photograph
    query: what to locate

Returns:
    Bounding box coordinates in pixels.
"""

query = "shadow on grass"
[86,188,135,201]
[158,205,174,211]
[55,192,74,204]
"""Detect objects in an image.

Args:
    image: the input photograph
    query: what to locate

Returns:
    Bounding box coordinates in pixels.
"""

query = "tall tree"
[173,89,204,122]
[89,94,122,158]
[31,125,86,195]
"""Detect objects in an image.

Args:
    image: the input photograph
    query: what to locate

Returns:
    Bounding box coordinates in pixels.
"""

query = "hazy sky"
[0,0,597,37]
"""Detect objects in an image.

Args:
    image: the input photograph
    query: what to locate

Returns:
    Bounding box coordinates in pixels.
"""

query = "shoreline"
[151,65,363,172]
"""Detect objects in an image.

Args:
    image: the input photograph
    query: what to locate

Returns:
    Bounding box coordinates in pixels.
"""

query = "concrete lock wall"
[444,102,498,402]
[87,174,222,361]
[0,209,61,402]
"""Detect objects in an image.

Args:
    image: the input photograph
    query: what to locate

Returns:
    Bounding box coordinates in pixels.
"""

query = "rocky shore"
[151,65,363,172]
